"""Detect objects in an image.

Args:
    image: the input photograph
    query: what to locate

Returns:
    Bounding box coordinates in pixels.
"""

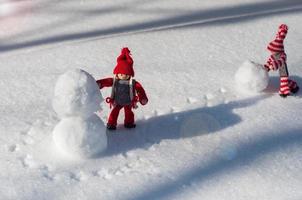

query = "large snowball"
[53,69,103,119]
[53,114,107,159]
[235,60,269,94]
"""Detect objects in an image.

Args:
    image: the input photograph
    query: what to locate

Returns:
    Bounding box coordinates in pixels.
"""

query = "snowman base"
[53,114,107,159]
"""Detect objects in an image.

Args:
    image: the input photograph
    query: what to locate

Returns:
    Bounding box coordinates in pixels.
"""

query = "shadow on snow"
[104,94,270,156]
[127,127,302,200]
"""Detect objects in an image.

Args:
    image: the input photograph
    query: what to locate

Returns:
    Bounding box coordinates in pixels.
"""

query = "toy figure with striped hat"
[264,24,299,98]
[97,48,148,130]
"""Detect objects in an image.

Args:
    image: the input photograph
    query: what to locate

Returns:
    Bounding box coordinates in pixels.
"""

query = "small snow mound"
[52,69,103,119]
[235,60,269,94]
[53,114,107,159]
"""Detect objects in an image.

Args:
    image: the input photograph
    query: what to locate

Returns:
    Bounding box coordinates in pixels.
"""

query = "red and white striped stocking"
[279,76,290,95]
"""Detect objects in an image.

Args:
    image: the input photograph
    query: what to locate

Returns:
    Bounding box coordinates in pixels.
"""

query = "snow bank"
[53,114,107,159]
[52,69,103,119]
[235,60,269,94]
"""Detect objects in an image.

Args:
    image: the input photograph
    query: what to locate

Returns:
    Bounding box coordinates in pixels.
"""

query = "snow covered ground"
[1,0,302,199]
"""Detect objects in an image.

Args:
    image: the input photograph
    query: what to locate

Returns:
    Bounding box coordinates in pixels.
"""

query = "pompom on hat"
[267,24,288,53]
[113,47,134,77]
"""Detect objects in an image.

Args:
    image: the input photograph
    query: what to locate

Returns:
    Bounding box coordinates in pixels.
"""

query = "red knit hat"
[267,24,288,53]
[113,47,134,77]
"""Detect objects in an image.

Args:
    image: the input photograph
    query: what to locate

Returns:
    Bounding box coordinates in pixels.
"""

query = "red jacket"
[96,78,148,106]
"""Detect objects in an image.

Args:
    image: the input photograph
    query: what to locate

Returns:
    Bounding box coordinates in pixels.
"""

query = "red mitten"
[264,64,270,72]
[269,62,278,71]
[140,98,148,105]
[279,24,288,31]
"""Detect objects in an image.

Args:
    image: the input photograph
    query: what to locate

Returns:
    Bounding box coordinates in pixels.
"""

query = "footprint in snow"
[93,168,113,180]
[97,160,157,182]
[19,126,36,146]
[184,87,232,109]
[186,97,199,104]
[19,130,28,136]
[205,88,234,107]
[144,88,232,121]
[93,156,156,181]
[8,144,20,152]
[40,166,55,181]
[69,171,89,182]
[22,136,35,145]
[20,154,39,169]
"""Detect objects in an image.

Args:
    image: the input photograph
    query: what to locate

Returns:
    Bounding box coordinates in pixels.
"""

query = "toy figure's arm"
[96,78,114,89]
[135,81,148,105]
[270,53,286,70]
[265,54,286,71]
[263,63,270,71]
[265,57,274,71]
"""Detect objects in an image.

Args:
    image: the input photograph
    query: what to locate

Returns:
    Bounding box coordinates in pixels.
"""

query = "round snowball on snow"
[235,60,269,94]
[53,114,107,158]
[53,69,103,119]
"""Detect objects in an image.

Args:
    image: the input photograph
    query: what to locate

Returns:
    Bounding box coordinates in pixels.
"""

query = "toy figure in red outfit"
[96,48,148,130]
[264,24,299,98]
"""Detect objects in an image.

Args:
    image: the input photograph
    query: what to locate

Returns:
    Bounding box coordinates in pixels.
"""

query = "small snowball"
[235,60,269,94]
[52,114,107,159]
[52,69,103,119]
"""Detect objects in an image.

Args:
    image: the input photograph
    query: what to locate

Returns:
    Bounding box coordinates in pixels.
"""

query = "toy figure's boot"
[288,79,299,94]
[124,105,135,128]
[107,123,117,130]
[279,76,290,98]
[107,105,123,130]
[291,86,299,94]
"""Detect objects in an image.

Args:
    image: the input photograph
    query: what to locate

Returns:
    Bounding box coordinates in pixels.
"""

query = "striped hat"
[267,24,288,53]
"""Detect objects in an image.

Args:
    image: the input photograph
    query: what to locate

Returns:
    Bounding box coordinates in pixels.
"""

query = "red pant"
[108,105,134,126]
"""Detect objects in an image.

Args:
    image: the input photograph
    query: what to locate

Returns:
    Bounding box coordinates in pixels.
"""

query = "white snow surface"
[52,69,103,119]
[1,0,302,200]
[235,60,269,94]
